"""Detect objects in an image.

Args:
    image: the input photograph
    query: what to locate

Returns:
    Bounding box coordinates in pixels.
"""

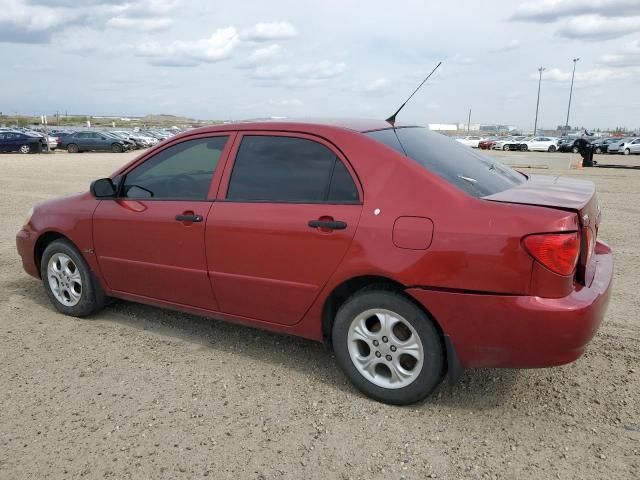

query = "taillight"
[523,232,580,276]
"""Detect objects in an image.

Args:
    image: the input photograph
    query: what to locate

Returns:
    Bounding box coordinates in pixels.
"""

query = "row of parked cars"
[0,127,184,154]
[456,135,640,155]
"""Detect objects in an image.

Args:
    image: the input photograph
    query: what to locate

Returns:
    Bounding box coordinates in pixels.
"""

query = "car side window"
[122,136,228,200]
[226,135,359,203]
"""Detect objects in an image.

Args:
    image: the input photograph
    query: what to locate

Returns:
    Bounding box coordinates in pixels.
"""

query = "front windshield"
[365,127,525,198]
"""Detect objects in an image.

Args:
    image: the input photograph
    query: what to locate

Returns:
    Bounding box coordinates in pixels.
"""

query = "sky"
[1,0,639,130]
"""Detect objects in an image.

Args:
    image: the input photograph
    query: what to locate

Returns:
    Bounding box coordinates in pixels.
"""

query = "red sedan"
[16,119,613,405]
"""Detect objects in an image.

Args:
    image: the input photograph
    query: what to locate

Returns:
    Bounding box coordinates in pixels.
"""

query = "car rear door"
[206,132,363,326]
[93,134,234,309]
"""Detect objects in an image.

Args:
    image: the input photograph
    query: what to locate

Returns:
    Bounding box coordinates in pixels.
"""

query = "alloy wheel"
[47,253,83,307]
[347,309,424,389]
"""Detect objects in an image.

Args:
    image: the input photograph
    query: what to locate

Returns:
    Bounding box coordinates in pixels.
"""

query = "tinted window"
[227,135,358,203]
[122,136,228,199]
[365,127,525,198]
[328,158,359,202]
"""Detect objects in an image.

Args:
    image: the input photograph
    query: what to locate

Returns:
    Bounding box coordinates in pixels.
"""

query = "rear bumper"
[16,226,40,279]
[407,241,613,369]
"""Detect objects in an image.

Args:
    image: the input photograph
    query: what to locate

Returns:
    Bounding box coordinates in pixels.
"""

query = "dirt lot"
[1,149,638,479]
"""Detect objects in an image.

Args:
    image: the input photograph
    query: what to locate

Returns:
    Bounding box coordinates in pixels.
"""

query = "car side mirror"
[90,178,117,198]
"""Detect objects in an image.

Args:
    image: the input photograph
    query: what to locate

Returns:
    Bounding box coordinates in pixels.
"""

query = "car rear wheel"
[41,239,106,317]
[624,148,631,155]
[548,145,557,152]
[111,143,123,153]
[503,144,510,151]
[19,144,30,154]
[572,146,579,153]
[67,144,79,153]
[332,289,445,405]
[595,147,602,154]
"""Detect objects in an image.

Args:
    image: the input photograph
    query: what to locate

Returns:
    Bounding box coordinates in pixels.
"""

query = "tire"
[19,144,30,154]
[67,143,79,153]
[503,144,510,151]
[595,147,602,154]
[624,148,630,156]
[572,146,579,153]
[40,239,106,317]
[548,145,556,152]
[111,143,123,153]
[521,144,528,151]
[331,289,445,405]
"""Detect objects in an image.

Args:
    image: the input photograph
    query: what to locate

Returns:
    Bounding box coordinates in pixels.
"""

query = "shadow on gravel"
[11,280,522,410]
[592,164,640,170]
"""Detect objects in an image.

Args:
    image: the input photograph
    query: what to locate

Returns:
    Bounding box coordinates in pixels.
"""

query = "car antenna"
[386,61,442,126]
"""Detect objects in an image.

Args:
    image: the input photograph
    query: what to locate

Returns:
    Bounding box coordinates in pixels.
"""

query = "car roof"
[184,118,417,135]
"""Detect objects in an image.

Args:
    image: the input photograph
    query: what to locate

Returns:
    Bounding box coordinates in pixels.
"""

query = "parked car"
[523,136,559,152]
[607,137,640,155]
[112,131,157,148]
[456,135,484,148]
[0,130,47,153]
[103,132,136,151]
[558,137,591,153]
[590,138,619,154]
[16,119,613,405]
[478,138,498,150]
[58,131,128,153]
[493,137,527,151]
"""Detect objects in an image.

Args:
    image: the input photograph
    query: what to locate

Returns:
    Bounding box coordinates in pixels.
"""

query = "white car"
[608,137,640,155]
[456,136,484,148]
[524,136,559,152]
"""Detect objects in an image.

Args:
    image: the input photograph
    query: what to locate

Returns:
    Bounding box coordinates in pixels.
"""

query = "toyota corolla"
[16,119,613,405]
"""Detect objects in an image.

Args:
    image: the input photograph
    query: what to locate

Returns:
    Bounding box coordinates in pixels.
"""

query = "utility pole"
[466,109,471,134]
[565,57,580,132]
[533,67,545,135]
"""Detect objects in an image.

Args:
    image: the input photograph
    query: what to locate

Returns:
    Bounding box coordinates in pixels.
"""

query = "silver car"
[608,137,640,154]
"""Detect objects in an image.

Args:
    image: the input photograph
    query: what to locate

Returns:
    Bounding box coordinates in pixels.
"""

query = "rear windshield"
[365,127,525,197]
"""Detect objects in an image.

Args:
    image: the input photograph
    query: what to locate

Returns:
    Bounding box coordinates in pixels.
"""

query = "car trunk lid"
[483,175,601,285]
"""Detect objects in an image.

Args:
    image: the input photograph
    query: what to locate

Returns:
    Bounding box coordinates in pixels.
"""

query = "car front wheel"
[548,145,557,152]
[572,146,579,153]
[595,147,602,154]
[67,144,79,153]
[332,289,445,405]
[41,239,106,317]
[624,148,631,155]
[19,144,30,154]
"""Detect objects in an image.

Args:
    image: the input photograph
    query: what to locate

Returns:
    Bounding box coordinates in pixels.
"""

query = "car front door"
[207,132,363,326]
[630,139,640,153]
[93,134,234,309]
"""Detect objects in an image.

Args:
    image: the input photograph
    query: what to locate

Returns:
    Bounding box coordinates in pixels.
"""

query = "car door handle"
[175,214,203,222]
[308,220,347,230]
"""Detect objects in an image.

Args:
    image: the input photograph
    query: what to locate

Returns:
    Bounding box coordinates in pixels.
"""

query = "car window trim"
[108,132,237,202]
[218,131,363,205]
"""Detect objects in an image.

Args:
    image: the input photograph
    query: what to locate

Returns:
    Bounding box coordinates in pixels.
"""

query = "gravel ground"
[1,149,638,479]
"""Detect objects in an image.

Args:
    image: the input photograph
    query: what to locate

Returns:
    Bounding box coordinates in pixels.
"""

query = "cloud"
[534,66,630,85]
[251,60,346,87]
[511,0,640,23]
[556,14,640,40]
[240,21,298,42]
[489,39,521,53]
[0,0,179,43]
[137,26,239,66]
[0,0,75,43]
[363,78,392,95]
[106,16,172,31]
[599,39,640,66]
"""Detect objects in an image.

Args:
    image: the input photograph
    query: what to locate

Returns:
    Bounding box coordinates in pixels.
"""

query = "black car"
[590,138,620,154]
[58,131,128,153]
[557,137,591,153]
[104,132,137,150]
[0,130,46,153]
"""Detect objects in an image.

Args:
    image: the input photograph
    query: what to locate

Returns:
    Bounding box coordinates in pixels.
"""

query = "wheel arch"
[34,231,75,276]
[321,275,445,346]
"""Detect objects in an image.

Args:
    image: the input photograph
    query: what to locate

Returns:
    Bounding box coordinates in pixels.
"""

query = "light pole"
[533,67,545,136]
[565,57,580,132]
